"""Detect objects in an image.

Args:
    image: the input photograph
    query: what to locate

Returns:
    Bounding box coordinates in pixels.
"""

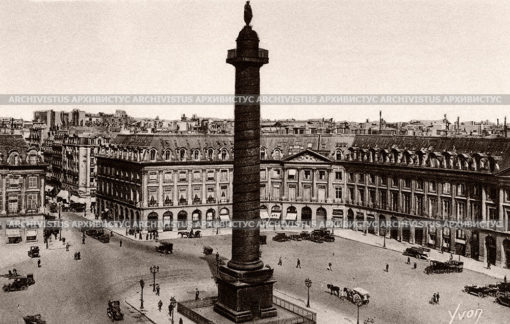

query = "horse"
[327,284,340,297]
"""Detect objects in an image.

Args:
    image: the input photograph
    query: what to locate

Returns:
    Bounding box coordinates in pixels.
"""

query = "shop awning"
[285,212,297,221]
[26,230,37,237]
[70,195,86,204]
[270,212,281,220]
[45,185,54,192]
[6,229,21,237]
[260,209,269,220]
[57,190,69,200]
[219,215,230,222]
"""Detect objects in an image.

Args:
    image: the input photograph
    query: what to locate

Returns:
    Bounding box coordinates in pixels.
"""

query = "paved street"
[0,211,210,324]
[1,214,510,324]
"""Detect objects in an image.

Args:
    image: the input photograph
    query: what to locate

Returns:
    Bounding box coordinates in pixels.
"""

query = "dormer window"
[150,149,157,161]
[179,149,186,161]
[220,149,228,161]
[193,149,200,161]
[207,148,214,160]
[260,148,266,160]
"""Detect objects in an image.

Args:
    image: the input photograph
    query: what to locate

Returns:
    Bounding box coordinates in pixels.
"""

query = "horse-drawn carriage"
[343,287,371,305]
[107,300,124,321]
[178,230,201,238]
[424,260,463,274]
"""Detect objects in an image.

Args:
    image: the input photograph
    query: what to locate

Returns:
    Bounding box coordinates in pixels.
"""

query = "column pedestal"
[215,266,277,323]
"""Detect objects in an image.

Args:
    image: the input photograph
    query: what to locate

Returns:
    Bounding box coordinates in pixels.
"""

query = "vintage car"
[157,241,174,254]
[310,229,335,242]
[85,228,103,237]
[403,247,429,260]
[497,282,510,293]
[463,285,498,298]
[3,274,35,292]
[425,260,463,274]
[343,287,370,305]
[299,231,311,240]
[97,234,110,243]
[70,202,86,212]
[203,245,213,255]
[496,292,510,307]
[107,300,124,321]
[23,314,46,324]
[28,246,40,258]
[272,233,289,242]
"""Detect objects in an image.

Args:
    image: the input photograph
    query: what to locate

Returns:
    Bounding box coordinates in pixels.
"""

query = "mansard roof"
[0,134,42,166]
[352,135,510,155]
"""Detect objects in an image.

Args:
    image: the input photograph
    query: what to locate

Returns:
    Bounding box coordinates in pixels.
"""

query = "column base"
[215,265,277,323]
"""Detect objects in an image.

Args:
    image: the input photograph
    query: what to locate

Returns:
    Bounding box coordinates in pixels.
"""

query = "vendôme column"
[214,2,277,322]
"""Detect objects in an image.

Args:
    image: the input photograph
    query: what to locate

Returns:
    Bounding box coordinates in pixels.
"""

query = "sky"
[0,0,509,122]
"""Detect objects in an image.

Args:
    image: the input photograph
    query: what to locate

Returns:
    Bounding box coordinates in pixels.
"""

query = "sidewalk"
[334,228,510,280]
[123,279,217,324]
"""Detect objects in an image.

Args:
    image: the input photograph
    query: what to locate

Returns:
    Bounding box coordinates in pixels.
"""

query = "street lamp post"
[356,300,365,324]
[305,278,312,308]
[382,226,386,248]
[139,279,145,309]
[150,265,159,292]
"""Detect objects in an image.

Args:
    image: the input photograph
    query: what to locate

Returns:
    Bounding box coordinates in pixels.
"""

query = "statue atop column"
[244,1,252,25]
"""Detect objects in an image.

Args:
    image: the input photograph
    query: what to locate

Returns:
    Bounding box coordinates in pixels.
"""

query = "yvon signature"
[448,304,483,324]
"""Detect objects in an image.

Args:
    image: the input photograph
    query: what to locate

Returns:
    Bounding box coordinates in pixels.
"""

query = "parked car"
[425,260,463,274]
[272,233,289,242]
[343,287,370,305]
[403,247,429,260]
[203,245,213,255]
[463,285,497,298]
[156,241,174,254]
[97,234,110,243]
[3,274,35,292]
[107,300,124,321]
[28,246,40,258]
[23,314,46,324]
[496,292,510,307]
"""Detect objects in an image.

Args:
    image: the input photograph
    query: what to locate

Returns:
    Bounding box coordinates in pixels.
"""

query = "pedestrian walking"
[432,293,437,304]
[195,288,200,300]
[278,256,282,266]
[120,240,123,247]
[146,233,149,240]
[179,318,183,324]
[82,237,85,244]
[139,232,142,240]
[296,258,301,269]
[168,304,173,317]
[385,264,389,272]
[327,262,332,271]
[156,284,160,296]
[488,261,491,270]
[413,262,417,269]
[504,275,507,283]
[37,259,41,268]
[62,237,66,244]
[158,300,163,312]
[449,253,453,261]
[407,257,410,264]
[436,292,440,304]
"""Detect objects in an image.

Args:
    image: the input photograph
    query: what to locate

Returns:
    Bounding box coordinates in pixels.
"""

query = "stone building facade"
[0,135,46,244]
[96,134,510,268]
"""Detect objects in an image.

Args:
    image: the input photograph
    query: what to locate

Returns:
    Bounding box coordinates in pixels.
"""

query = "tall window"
[220,149,228,161]
[27,194,38,211]
[289,185,296,200]
[443,183,451,194]
[319,170,326,180]
[8,196,18,213]
[207,170,215,181]
[442,199,451,217]
[207,148,214,160]
[28,176,38,189]
[335,171,342,180]
[335,187,342,199]
[193,150,200,161]
[260,169,266,180]
[220,170,228,181]
[288,169,297,180]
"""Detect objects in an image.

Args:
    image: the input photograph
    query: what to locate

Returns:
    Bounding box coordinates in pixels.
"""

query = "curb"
[124,298,158,324]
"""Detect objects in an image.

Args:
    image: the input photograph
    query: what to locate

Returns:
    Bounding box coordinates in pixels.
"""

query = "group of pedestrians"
[156,296,182,324]
[431,292,440,304]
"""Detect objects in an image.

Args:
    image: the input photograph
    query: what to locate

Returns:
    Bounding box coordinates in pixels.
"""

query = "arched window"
[164,150,172,161]
[193,149,200,161]
[179,149,186,161]
[335,150,343,161]
[207,148,214,160]
[220,149,228,161]
[272,148,281,160]
[150,149,157,161]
